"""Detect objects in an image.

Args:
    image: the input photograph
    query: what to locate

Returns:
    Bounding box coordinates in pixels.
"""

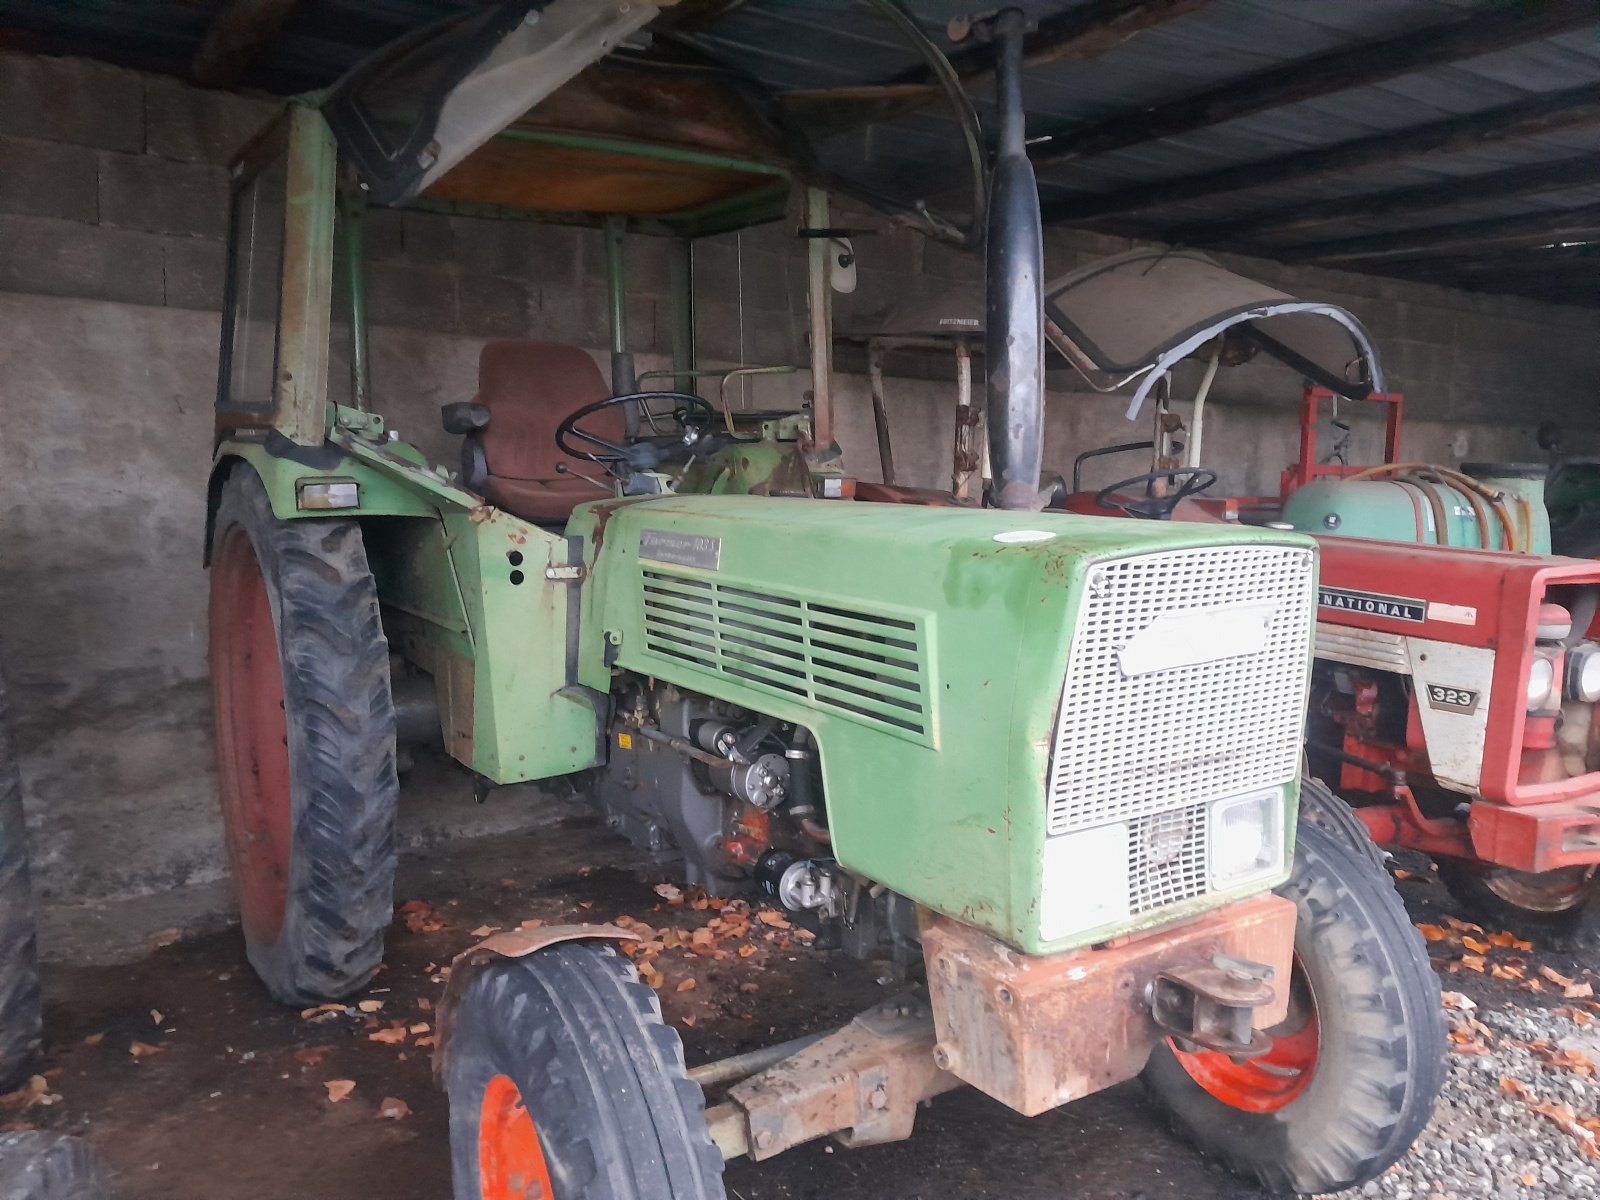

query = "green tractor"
[204,4,1443,1195]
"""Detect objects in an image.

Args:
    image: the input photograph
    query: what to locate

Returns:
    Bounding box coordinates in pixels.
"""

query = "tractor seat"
[456,341,624,525]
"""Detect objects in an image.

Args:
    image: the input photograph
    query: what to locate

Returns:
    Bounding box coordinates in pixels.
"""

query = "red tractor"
[1049,250,1600,945]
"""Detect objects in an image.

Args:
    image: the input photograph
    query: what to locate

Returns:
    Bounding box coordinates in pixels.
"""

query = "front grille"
[1128,805,1209,915]
[1048,544,1314,856]
[639,569,931,742]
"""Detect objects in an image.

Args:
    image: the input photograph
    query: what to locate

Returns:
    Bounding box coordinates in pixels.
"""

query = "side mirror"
[441,402,491,436]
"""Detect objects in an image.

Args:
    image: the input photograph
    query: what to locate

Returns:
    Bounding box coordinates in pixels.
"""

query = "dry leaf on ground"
[324,1079,355,1103]
[128,1041,162,1059]
[357,1000,384,1013]
[377,1097,411,1120]
[368,1027,408,1045]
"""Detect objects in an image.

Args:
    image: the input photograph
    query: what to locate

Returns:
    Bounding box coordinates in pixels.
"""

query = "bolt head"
[754,1129,775,1150]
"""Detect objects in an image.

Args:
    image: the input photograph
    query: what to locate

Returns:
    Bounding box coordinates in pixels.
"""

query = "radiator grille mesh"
[1048,544,1313,840]
[1128,805,1210,915]
[639,570,930,740]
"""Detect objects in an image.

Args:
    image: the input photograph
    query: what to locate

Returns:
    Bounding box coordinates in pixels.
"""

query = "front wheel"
[1142,823,1446,1195]
[1435,859,1600,949]
[445,943,724,1200]
[0,1133,110,1200]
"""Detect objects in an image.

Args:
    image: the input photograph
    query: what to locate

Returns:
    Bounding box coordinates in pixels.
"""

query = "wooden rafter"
[1028,0,1599,165]
[780,0,1211,131]
[193,0,303,87]
[1283,203,1600,265]
[938,0,1213,82]
[1169,154,1600,246]
[1042,83,1600,224]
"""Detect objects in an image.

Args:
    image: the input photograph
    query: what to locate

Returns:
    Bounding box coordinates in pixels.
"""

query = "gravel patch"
[1332,986,1600,1200]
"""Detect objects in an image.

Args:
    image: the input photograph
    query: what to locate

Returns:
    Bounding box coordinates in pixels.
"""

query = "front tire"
[0,1133,110,1200]
[1435,859,1600,949]
[208,467,399,1005]
[1142,823,1445,1195]
[446,943,724,1200]
[0,671,42,1092]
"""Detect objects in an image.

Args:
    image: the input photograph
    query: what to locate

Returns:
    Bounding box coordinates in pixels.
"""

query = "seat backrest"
[475,341,622,482]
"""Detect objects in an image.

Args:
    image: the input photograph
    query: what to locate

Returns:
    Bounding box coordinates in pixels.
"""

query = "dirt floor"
[7,812,1599,1200]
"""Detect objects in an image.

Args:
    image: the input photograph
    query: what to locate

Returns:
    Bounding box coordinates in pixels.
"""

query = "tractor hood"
[1042,249,1385,420]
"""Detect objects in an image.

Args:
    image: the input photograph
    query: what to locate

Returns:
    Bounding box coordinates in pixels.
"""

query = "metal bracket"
[1149,954,1277,1058]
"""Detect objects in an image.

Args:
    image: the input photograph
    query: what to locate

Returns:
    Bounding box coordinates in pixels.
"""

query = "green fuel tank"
[1280,463,1550,554]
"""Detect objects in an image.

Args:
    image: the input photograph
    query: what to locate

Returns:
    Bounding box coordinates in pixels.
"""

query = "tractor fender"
[432,923,642,1083]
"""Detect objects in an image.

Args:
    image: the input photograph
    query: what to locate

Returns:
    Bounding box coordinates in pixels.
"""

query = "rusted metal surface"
[1149,957,1274,1057]
[804,188,836,453]
[922,896,1296,1117]
[431,922,639,1083]
[725,993,960,1161]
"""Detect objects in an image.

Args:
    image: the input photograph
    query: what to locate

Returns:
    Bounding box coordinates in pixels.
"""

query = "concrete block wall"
[2,49,1598,908]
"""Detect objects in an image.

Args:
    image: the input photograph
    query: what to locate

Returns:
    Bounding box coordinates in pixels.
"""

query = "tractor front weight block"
[923,895,1296,1116]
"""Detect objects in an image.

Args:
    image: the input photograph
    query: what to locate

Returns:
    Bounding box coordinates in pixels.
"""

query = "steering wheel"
[1096,468,1218,520]
[555,391,718,465]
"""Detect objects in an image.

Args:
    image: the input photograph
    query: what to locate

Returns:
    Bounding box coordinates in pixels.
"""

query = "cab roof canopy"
[313,0,984,242]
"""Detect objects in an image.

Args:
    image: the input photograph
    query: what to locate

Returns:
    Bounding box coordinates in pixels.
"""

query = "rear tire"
[0,670,42,1094]
[208,466,398,1005]
[446,943,724,1200]
[0,1133,110,1200]
[1142,823,1445,1195]
[1435,859,1600,949]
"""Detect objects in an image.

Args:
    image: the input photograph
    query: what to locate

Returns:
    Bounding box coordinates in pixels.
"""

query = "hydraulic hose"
[1347,462,1523,552]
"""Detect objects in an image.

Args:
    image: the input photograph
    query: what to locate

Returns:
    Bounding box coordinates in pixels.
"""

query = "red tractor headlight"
[1567,643,1600,703]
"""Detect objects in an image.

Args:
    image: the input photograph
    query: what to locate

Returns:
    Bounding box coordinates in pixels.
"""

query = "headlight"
[1038,824,1129,942]
[1567,644,1600,703]
[1209,788,1284,890]
[1527,655,1557,708]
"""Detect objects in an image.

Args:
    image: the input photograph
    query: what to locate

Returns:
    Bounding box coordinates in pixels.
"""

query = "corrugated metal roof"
[3,0,1598,304]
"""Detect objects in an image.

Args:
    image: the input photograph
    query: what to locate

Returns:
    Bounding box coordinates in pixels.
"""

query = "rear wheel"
[208,467,398,1005]
[1436,859,1600,949]
[445,942,724,1200]
[0,670,42,1092]
[0,1133,110,1200]
[1142,823,1445,1195]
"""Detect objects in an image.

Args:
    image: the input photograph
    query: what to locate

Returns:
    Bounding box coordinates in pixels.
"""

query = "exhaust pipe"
[984,8,1045,511]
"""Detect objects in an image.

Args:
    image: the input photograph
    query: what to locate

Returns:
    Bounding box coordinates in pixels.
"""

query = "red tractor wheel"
[446,943,724,1200]
[1436,860,1600,949]
[208,466,398,1005]
[1142,823,1445,1195]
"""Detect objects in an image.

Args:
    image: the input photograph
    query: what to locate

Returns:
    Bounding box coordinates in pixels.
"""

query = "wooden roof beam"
[779,0,1212,129]
[1168,153,1600,246]
[1282,203,1600,266]
[1042,82,1600,224]
[193,0,303,87]
[1028,0,1599,165]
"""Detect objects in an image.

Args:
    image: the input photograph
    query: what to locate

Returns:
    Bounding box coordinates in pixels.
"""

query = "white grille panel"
[639,570,931,741]
[1047,544,1314,836]
[1129,804,1209,915]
